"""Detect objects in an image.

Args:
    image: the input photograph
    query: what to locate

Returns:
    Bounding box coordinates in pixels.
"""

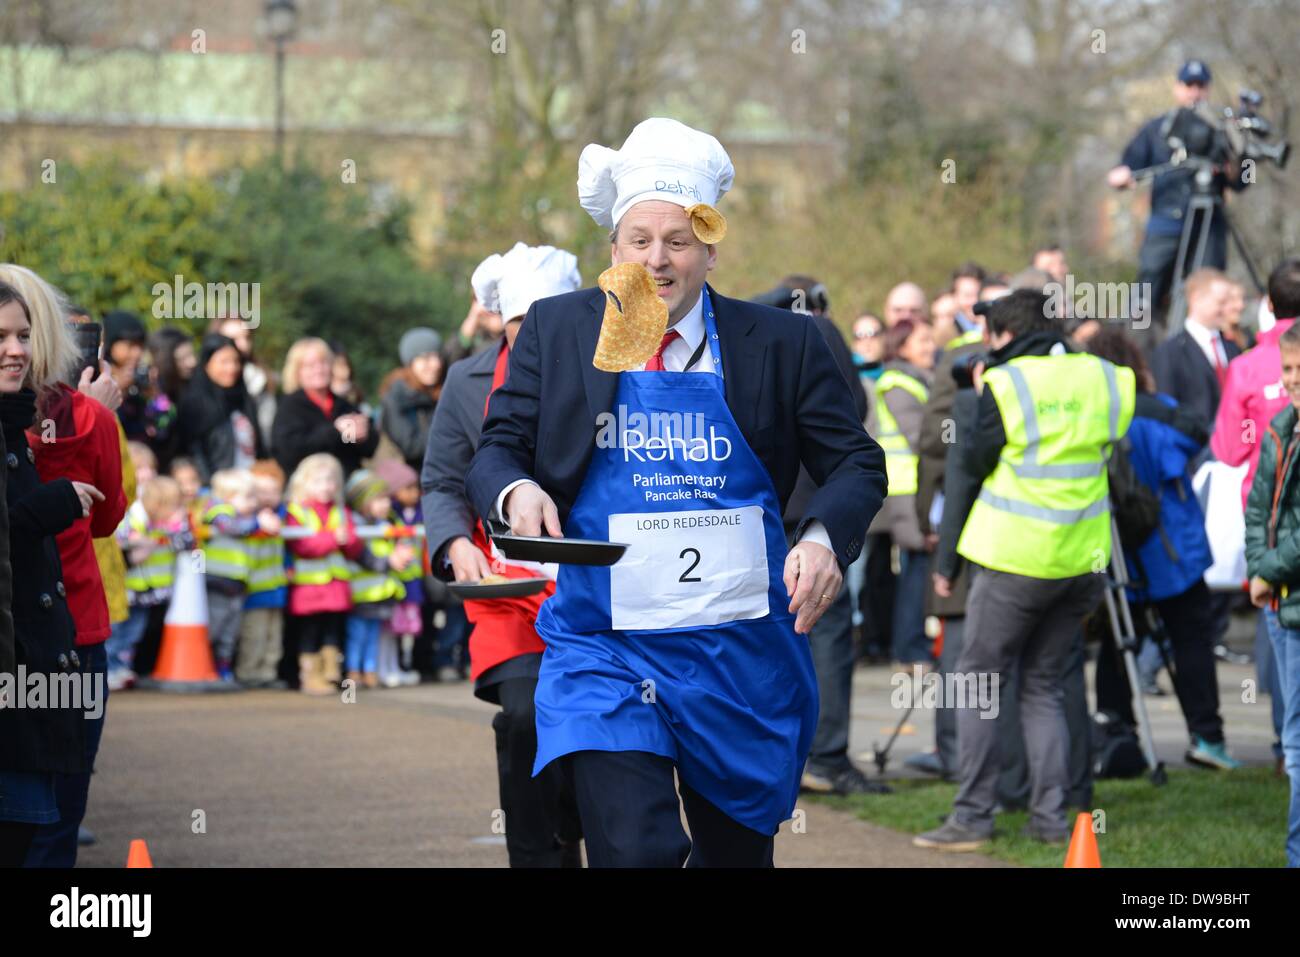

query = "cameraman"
[1107,60,1250,325]
[916,291,1135,851]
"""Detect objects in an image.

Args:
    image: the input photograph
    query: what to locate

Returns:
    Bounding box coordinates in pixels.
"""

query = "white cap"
[471,243,581,322]
[577,117,734,229]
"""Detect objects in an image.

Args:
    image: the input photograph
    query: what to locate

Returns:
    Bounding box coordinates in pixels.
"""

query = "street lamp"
[265,0,298,164]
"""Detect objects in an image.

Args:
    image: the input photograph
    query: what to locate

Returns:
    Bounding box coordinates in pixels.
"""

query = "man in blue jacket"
[466,118,886,867]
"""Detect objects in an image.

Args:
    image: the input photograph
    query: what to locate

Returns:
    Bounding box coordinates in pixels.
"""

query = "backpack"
[1106,435,1162,553]
[1090,710,1147,779]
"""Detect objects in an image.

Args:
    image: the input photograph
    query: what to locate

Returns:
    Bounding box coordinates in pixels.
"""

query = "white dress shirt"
[637,292,715,373]
[495,289,833,555]
[1184,316,1228,371]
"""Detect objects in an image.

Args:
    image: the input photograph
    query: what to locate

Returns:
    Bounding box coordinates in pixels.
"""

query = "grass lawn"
[813,768,1288,867]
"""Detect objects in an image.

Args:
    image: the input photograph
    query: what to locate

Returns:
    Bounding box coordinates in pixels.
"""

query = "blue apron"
[533,290,818,835]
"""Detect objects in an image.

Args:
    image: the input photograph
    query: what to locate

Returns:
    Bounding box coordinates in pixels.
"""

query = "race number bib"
[608,506,770,631]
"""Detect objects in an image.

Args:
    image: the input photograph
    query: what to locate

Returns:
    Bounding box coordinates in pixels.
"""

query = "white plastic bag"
[1193,460,1249,590]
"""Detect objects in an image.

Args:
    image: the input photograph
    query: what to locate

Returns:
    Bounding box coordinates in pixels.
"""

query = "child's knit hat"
[345,469,389,512]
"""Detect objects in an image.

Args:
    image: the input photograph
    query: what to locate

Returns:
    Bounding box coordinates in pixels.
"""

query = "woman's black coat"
[271,389,379,480]
[177,365,267,482]
[0,390,87,775]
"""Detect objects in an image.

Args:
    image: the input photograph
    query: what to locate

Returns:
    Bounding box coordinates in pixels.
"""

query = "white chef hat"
[577,117,735,229]
[471,243,582,322]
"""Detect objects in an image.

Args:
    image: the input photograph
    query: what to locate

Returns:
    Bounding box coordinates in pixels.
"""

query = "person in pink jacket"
[1212,310,1296,510]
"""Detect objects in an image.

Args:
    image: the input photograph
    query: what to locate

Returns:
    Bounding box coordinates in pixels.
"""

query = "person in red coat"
[0,263,126,867]
[28,384,127,644]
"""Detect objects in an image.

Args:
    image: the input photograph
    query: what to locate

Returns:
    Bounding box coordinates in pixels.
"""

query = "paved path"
[77,679,995,868]
[79,630,1272,867]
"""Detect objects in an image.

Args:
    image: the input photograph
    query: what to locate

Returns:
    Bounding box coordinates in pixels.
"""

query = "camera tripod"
[1100,517,1172,786]
[1133,158,1266,338]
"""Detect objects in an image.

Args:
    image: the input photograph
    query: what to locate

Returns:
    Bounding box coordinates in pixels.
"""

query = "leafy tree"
[0,157,460,394]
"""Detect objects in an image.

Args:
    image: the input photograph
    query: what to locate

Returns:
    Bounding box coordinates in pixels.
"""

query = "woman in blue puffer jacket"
[1086,328,1241,771]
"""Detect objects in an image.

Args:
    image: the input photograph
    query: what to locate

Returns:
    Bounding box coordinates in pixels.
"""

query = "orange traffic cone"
[1063,811,1101,867]
[135,552,233,693]
[126,839,153,868]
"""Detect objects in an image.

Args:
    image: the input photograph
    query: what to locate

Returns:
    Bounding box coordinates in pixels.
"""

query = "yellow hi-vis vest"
[122,513,175,593]
[348,529,408,605]
[285,502,352,586]
[946,328,984,352]
[957,353,1135,579]
[875,369,930,496]
[201,503,251,582]
[245,529,288,595]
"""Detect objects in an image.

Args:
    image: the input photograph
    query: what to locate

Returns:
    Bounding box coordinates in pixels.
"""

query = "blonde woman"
[284,452,362,693]
[0,264,126,867]
[0,278,110,866]
[271,337,377,480]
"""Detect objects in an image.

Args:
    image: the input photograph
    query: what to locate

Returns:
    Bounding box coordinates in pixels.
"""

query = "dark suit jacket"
[1150,329,1240,431]
[466,285,887,568]
[421,342,499,573]
[782,312,869,534]
[270,388,380,480]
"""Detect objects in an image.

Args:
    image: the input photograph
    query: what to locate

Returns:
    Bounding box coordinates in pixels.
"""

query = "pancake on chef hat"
[578,117,733,244]
[471,242,582,322]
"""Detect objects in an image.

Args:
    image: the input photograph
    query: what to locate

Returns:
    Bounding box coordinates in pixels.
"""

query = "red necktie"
[1212,335,1228,389]
[644,330,681,372]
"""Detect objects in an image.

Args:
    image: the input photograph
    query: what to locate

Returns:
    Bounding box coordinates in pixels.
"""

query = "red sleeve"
[89,400,127,537]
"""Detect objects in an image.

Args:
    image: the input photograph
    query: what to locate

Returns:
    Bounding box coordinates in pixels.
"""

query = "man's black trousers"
[563,749,776,867]
[493,677,582,867]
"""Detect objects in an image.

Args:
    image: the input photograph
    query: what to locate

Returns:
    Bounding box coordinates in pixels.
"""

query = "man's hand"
[784,541,842,635]
[462,299,503,340]
[1107,165,1135,189]
[1249,575,1274,609]
[447,536,492,582]
[504,483,562,538]
[933,573,953,599]
[79,362,122,411]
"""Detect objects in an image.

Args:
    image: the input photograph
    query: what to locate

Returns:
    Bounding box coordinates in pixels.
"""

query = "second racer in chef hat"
[471,243,582,327]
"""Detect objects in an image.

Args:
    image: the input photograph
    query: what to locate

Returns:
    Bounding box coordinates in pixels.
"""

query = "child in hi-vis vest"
[284,453,362,694]
[344,470,416,688]
[201,469,280,682]
[237,460,289,688]
[108,476,193,690]
[374,459,425,686]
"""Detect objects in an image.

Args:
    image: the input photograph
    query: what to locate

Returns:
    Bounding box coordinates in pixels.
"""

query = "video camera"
[1164,91,1291,173]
